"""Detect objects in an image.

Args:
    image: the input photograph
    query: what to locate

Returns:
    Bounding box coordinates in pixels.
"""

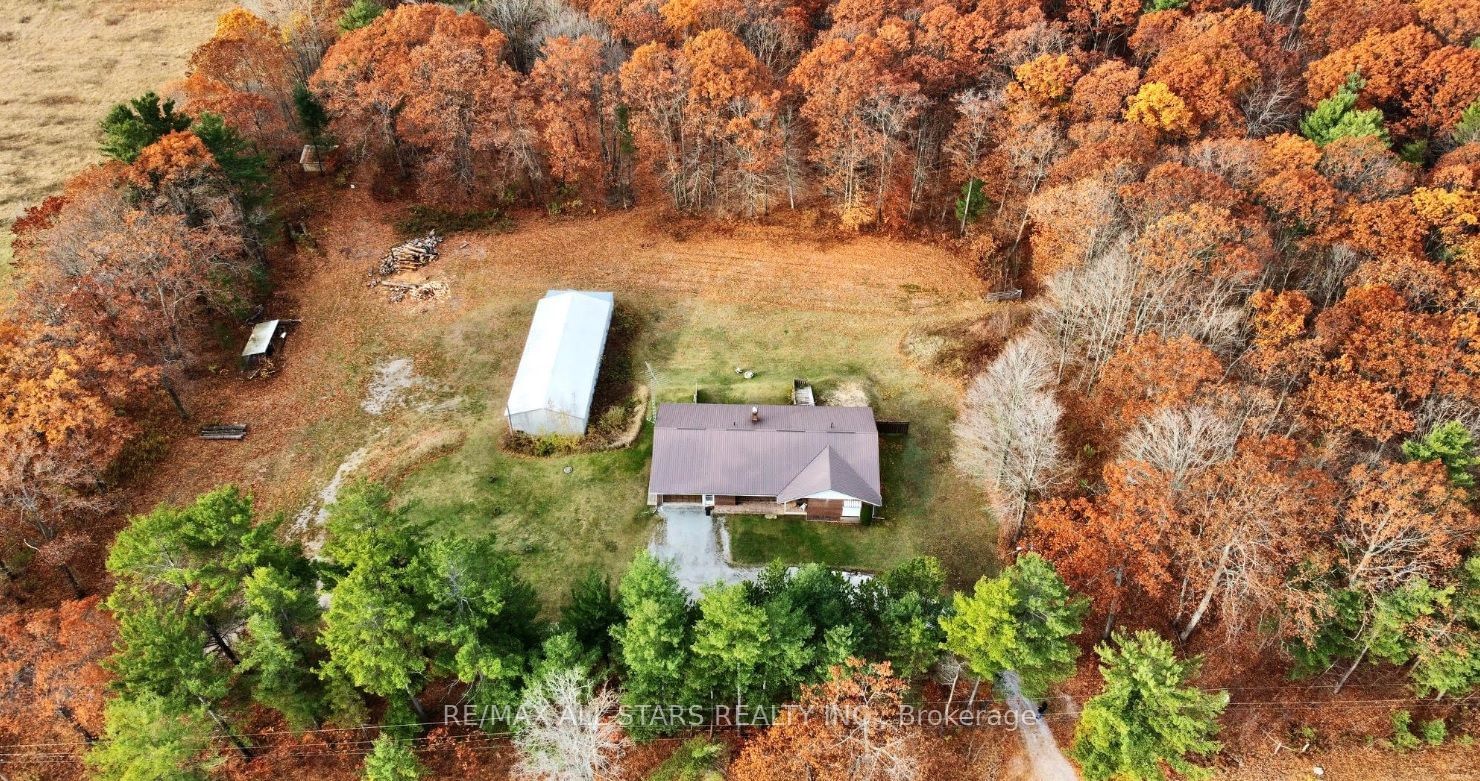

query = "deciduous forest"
[4,0,1480,778]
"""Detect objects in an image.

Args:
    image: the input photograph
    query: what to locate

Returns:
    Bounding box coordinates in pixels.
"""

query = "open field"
[0,0,228,224]
[123,190,999,605]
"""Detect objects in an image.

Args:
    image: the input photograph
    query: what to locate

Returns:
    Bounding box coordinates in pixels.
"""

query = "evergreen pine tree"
[86,693,221,781]
[611,553,692,738]
[1299,72,1389,147]
[1403,421,1479,488]
[363,734,424,781]
[941,553,1088,699]
[1072,630,1228,781]
[100,91,191,163]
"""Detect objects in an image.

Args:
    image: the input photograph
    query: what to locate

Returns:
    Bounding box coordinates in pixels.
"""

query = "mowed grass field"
[0,0,228,224]
[125,191,1001,606]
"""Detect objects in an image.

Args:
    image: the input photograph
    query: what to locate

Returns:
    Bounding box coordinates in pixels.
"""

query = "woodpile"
[382,279,450,303]
[372,231,443,277]
[199,424,248,441]
[247,356,279,380]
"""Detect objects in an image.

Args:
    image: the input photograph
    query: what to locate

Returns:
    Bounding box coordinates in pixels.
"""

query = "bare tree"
[954,336,1067,544]
[1121,406,1238,490]
[1239,73,1300,138]
[246,0,338,80]
[1034,241,1137,384]
[514,668,628,781]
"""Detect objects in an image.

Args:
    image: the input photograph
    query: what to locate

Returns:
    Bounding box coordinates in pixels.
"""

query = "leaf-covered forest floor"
[117,180,998,609]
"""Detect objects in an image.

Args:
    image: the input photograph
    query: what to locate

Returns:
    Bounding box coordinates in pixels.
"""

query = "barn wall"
[507,408,588,436]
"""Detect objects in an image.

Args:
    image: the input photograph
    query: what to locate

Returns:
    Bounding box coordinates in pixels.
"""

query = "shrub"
[1391,710,1422,751]
[394,205,513,237]
[501,430,583,457]
[649,737,727,781]
[1422,718,1448,746]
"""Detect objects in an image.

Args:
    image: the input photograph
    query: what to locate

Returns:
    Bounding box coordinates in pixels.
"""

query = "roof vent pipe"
[751,406,760,423]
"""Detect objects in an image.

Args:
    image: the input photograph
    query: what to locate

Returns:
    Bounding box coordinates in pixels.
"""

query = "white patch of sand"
[362,357,418,415]
[291,444,371,557]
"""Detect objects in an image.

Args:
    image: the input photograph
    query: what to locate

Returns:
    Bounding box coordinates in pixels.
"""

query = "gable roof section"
[777,446,879,504]
[649,403,883,505]
[506,290,614,422]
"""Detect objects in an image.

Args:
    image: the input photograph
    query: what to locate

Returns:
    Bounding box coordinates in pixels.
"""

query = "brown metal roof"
[648,403,882,505]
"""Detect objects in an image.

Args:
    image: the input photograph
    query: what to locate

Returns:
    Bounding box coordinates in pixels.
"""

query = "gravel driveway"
[648,505,760,596]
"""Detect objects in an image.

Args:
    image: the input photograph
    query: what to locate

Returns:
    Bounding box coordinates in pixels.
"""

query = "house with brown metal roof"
[647,402,883,522]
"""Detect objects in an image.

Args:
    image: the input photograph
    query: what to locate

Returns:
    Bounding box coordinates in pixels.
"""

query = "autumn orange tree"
[0,597,113,748]
[620,29,786,214]
[16,161,248,375]
[728,659,932,781]
[790,29,924,228]
[0,322,150,597]
[529,35,626,206]
[313,4,536,203]
[181,8,299,155]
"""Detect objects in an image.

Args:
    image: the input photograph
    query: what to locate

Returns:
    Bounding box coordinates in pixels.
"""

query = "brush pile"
[382,279,450,303]
[373,231,443,277]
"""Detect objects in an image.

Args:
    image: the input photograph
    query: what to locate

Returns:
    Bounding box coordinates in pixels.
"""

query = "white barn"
[505,290,615,436]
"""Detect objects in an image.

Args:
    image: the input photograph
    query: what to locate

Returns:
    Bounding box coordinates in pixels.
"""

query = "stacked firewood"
[372,231,443,277]
[200,424,248,441]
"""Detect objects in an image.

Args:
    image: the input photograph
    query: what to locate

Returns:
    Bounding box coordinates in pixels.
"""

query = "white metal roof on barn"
[242,320,281,357]
[505,291,614,434]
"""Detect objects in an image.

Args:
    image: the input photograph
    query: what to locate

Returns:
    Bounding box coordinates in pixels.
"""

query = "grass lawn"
[724,515,899,571]
[392,291,997,598]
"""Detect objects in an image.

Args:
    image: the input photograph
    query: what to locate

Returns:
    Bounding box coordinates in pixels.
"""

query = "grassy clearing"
[725,515,897,571]
[0,229,12,307]
[0,0,226,223]
[391,290,996,600]
[127,199,997,607]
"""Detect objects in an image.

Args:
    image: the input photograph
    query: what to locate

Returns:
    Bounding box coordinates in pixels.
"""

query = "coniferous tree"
[416,535,540,714]
[1403,421,1479,488]
[363,734,424,781]
[941,553,1087,700]
[100,92,192,163]
[319,482,430,718]
[1300,73,1390,147]
[338,0,386,33]
[561,568,623,662]
[238,567,323,729]
[85,693,220,781]
[690,583,810,710]
[855,556,947,680]
[1072,630,1228,781]
[611,553,692,738]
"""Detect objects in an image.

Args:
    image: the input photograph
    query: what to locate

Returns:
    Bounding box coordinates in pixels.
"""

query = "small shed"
[505,290,614,436]
[299,144,338,173]
[241,319,288,372]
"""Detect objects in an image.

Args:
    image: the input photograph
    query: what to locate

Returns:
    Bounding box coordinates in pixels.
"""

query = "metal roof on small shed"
[506,290,614,423]
[242,320,281,357]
